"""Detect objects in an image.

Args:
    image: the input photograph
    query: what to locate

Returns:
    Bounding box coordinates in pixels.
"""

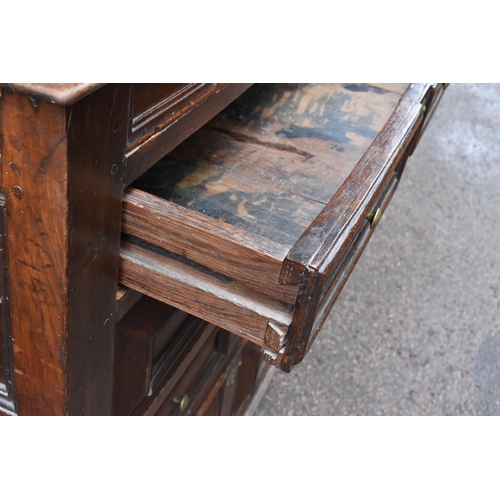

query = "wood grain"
[122,187,299,304]
[152,83,404,204]
[368,83,409,95]
[126,82,408,300]
[125,84,253,185]
[121,83,440,372]
[1,83,105,105]
[284,84,428,280]
[65,84,130,415]
[119,241,293,348]
[128,83,225,152]
[131,158,324,247]
[113,295,191,415]
[1,84,130,414]
[116,284,143,322]
[0,192,15,415]
[1,83,276,414]
[135,320,218,415]
[1,92,70,415]
[279,84,429,371]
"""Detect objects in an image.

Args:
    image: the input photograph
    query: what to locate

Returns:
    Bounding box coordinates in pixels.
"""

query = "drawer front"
[113,295,193,415]
[155,330,263,416]
[115,291,268,415]
[154,328,223,416]
[153,327,248,416]
[120,83,444,373]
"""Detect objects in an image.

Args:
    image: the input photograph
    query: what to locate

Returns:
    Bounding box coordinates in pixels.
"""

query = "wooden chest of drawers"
[0,82,445,415]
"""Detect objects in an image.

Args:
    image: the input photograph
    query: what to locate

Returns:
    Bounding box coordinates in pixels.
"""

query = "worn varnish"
[368,83,409,95]
[1,82,444,414]
[1,83,262,415]
[133,83,404,209]
[124,83,409,301]
[0,85,131,415]
[0,83,105,105]
[124,84,253,185]
[122,83,445,372]
[127,83,226,153]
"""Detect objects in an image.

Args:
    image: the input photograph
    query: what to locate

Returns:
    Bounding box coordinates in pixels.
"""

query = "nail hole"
[12,186,24,199]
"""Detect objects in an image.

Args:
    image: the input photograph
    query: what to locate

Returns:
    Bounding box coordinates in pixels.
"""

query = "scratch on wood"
[35,389,55,414]
[17,258,39,272]
[66,106,73,135]
[38,136,67,174]
[212,127,314,161]
[106,85,119,133]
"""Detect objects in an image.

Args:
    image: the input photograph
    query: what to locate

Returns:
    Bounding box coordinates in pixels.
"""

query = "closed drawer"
[154,327,232,416]
[113,294,194,415]
[119,83,446,372]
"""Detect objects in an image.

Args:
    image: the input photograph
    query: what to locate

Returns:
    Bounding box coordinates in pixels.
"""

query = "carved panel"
[127,83,224,153]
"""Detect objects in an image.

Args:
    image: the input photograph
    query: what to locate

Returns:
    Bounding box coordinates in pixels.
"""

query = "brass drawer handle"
[366,208,382,229]
[173,394,189,412]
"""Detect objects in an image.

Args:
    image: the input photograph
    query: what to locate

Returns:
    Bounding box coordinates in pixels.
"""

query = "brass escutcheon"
[366,208,382,229]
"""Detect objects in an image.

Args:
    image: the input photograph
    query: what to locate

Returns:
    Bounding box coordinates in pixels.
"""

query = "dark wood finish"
[124,83,253,185]
[112,295,191,415]
[66,84,130,414]
[122,187,298,304]
[154,329,223,416]
[0,83,105,105]
[128,83,225,152]
[121,83,444,372]
[0,82,445,414]
[277,84,430,371]
[134,320,220,415]
[0,85,130,414]
[121,83,413,315]
[154,328,245,416]
[0,192,15,415]
[1,93,71,415]
[119,240,293,348]
[1,83,257,415]
[116,285,143,322]
[226,341,263,415]
[241,358,274,416]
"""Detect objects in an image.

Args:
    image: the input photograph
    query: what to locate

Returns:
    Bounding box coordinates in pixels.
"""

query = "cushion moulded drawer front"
[119,83,445,372]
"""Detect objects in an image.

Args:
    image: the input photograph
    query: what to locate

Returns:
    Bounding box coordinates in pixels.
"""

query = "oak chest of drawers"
[0,82,445,415]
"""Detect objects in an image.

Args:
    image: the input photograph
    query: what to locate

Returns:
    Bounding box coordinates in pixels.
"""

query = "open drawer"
[119,83,445,372]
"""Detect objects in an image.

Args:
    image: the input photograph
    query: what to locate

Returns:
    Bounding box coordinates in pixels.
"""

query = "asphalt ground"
[256,83,500,416]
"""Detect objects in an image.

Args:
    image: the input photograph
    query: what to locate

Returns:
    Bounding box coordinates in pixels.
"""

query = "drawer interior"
[126,83,406,263]
[120,83,434,372]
